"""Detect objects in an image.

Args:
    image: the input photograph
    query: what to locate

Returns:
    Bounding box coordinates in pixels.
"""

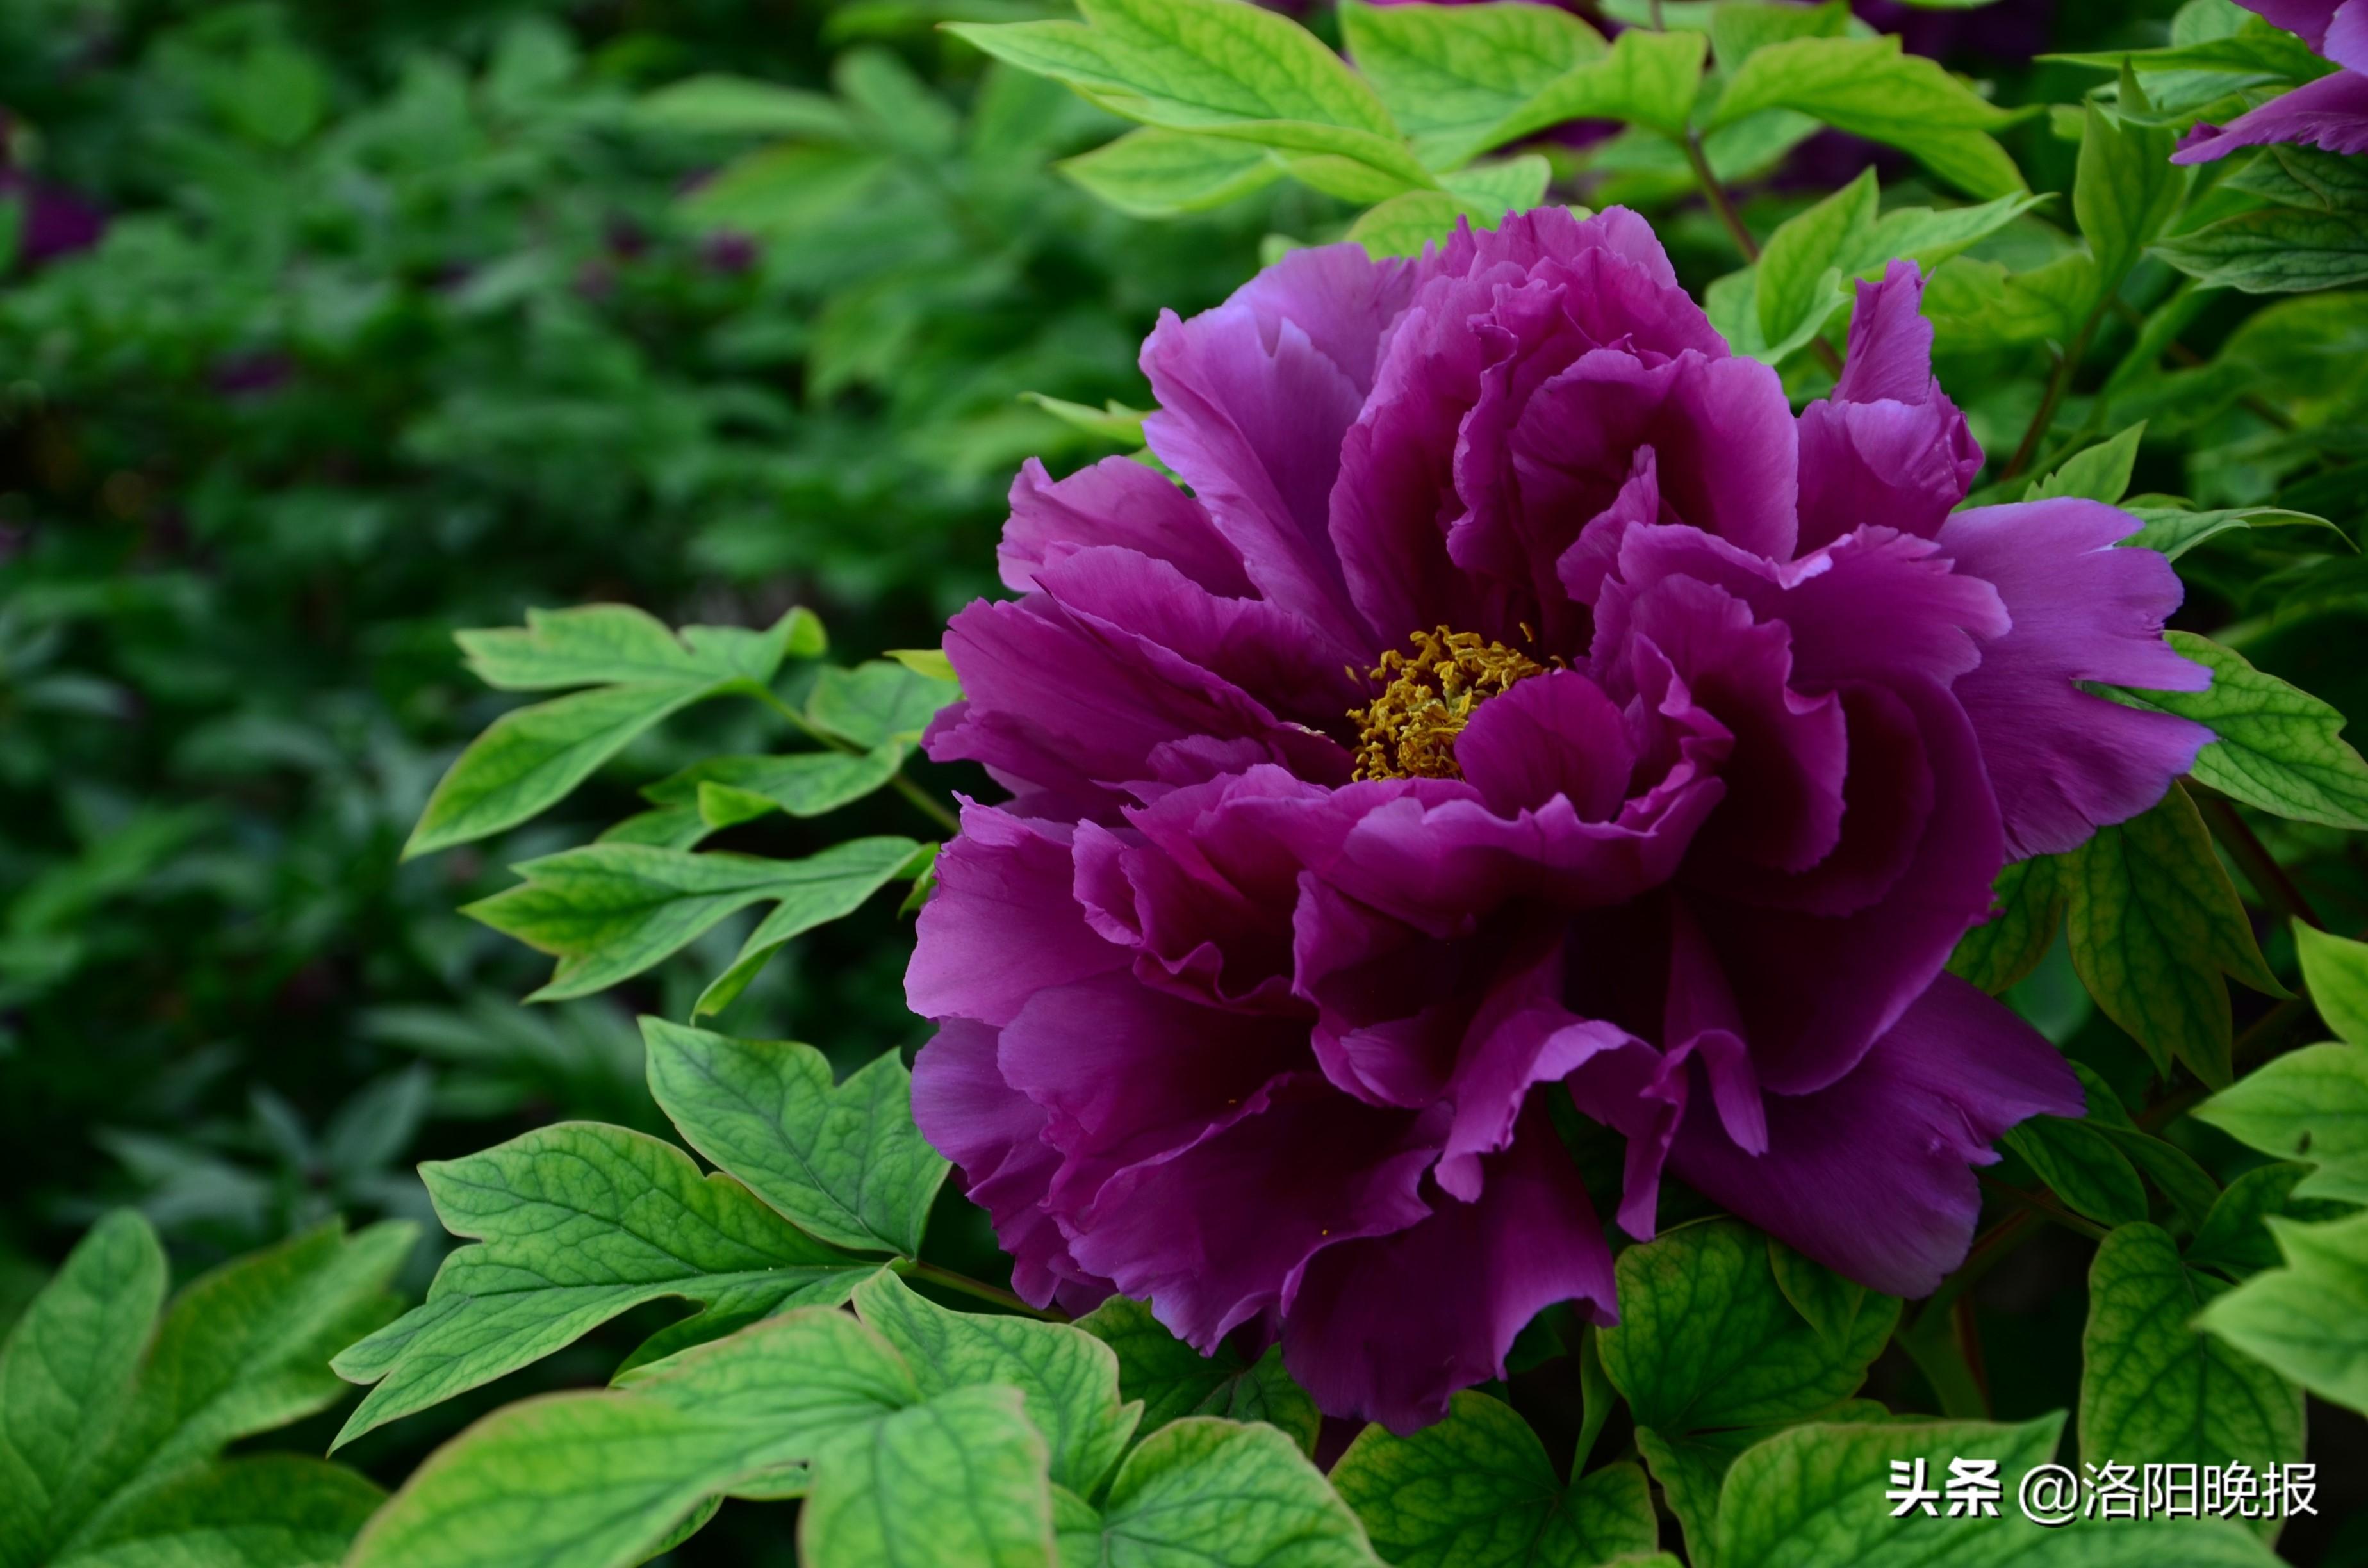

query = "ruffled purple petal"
[1281,1100,1618,1434]
[2175,67,2368,162]
[1936,500,2214,858]
[999,456,1252,600]
[1667,974,2083,1296]
[907,805,1122,1029]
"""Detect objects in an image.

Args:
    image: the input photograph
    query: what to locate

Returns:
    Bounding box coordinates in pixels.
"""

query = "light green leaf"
[2186,1163,2312,1278]
[349,1310,921,1568]
[1058,128,1281,216]
[2297,922,2368,1046]
[946,0,1433,190]
[1600,1218,1900,1438]
[806,659,962,749]
[331,1123,874,1445]
[643,747,906,824]
[1438,156,1553,216]
[2123,505,2344,560]
[2192,1043,2368,1204]
[1336,0,1604,167]
[1709,1,1850,73]
[1710,1412,2284,1566]
[802,1384,1055,1568]
[2197,1210,2368,1417]
[49,1457,383,1568]
[2061,784,2287,1088]
[1331,1390,1656,1568]
[885,646,960,685]
[643,1020,948,1257]
[2045,24,2333,86]
[684,143,891,236]
[692,840,930,1017]
[851,1275,1135,1496]
[1755,168,1877,354]
[0,1211,167,1568]
[1710,35,2027,199]
[2073,100,2184,289]
[1090,1417,1380,1568]
[2153,205,2368,293]
[634,75,857,140]
[2080,1223,2303,1541]
[2027,421,2145,504]
[1471,28,1707,152]
[2107,633,2368,831]
[462,837,919,1003]
[1347,192,1475,259]
[1948,856,2067,995]
[1076,1295,1321,1456]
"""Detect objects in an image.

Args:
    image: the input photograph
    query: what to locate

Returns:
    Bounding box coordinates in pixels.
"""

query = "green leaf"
[1347,192,1474,259]
[2096,1125,2223,1238]
[2060,784,2286,1088]
[802,1384,1055,1568]
[1601,1219,1900,1438]
[1709,1,1850,74]
[643,747,906,824]
[2027,421,2146,504]
[643,1019,949,1257]
[1438,156,1553,215]
[805,659,962,749]
[1058,128,1281,216]
[2122,505,2344,560]
[1470,28,1707,152]
[2073,100,2184,288]
[1331,1390,1656,1568]
[0,1211,167,1568]
[1076,1417,1381,1568]
[2080,1223,2303,1537]
[691,840,931,1017]
[49,1457,384,1568]
[1710,1411,2284,1566]
[1336,0,1604,167]
[1710,36,2027,199]
[348,1309,923,1568]
[2192,1043,2368,1204]
[2045,25,2333,86]
[2224,142,2368,214]
[945,0,1433,190]
[851,1275,1135,1496]
[1076,1295,1322,1456]
[2005,1118,2149,1227]
[1764,1241,1870,1360]
[463,837,920,1002]
[2197,1210,2368,1417]
[634,74,857,140]
[2152,204,2368,293]
[2107,633,2368,831]
[331,1123,875,1444]
[2186,1162,2312,1278]
[1948,856,2067,995]
[1755,168,1877,356]
[407,607,816,856]
[2297,921,2368,1046]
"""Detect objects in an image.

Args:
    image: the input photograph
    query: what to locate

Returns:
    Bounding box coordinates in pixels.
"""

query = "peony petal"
[1668,974,2083,1296]
[1937,500,2214,858]
[907,804,1122,1029]
[999,455,1251,600]
[2174,67,2368,161]
[1452,668,1638,820]
[1281,1100,1619,1432]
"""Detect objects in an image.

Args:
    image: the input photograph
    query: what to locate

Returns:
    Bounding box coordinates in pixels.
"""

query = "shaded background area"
[3,0,2364,1562]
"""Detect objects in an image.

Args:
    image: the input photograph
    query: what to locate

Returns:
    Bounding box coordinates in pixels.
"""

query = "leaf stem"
[1678,128,1846,377]
[2002,299,2109,483]
[1975,1172,2112,1243]
[901,1259,1068,1321]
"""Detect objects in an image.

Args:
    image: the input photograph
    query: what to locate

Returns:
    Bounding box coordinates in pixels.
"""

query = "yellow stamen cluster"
[1350,627,1545,781]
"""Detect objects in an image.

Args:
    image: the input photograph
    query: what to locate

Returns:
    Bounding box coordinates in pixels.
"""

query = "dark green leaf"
[49,1457,384,1568]
[2186,1163,2313,1278]
[2108,633,2368,831]
[2152,204,2368,293]
[2005,1118,2149,1228]
[1948,856,2067,995]
[2073,102,2184,288]
[1076,1294,1322,1455]
[805,660,962,749]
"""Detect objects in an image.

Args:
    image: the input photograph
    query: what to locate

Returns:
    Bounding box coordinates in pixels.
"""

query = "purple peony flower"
[2175,0,2368,162]
[906,208,2210,1432]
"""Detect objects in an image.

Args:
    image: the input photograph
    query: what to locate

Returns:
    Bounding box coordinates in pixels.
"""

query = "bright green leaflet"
[331,1123,875,1444]
[1,1214,401,1568]
[1059,128,1282,217]
[2191,1043,2368,1203]
[2072,99,2184,295]
[2027,421,2145,505]
[2080,1224,2303,1542]
[2197,1211,2368,1417]
[2108,633,2368,831]
[1336,0,1603,167]
[805,659,962,749]
[800,1385,1056,1568]
[2060,784,2286,1087]
[851,1273,1137,1496]
[1076,1294,1322,1455]
[641,1018,949,1257]
[461,835,921,1002]
[1062,1417,1382,1568]
[2296,921,2368,1045]
[1331,1391,1657,1567]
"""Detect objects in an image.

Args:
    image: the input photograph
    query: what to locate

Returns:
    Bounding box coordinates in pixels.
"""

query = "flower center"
[1351,626,1545,781]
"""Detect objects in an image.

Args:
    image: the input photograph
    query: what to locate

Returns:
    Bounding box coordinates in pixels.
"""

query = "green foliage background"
[4,0,2368,1563]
